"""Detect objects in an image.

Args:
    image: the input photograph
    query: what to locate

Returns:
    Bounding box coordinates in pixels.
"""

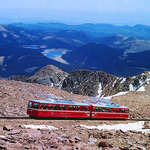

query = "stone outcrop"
[62,70,150,97]
[9,65,68,89]
[8,75,28,82]
[62,70,95,94]
[27,65,68,89]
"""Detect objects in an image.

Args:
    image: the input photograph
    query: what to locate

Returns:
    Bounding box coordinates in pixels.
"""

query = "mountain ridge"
[95,34,150,54]
[9,65,150,98]
[12,22,150,40]
[62,42,150,77]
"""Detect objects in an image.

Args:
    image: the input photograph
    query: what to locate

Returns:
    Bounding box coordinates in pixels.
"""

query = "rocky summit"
[9,65,68,89]
[62,70,150,97]
[10,66,150,97]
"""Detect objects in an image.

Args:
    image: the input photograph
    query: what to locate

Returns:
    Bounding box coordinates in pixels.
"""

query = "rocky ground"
[0,78,150,150]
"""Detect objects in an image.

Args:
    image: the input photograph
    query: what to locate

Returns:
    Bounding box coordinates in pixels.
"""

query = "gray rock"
[62,69,150,97]
[27,65,68,89]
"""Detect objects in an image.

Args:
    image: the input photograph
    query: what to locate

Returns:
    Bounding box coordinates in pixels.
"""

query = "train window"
[127,110,129,113]
[96,108,98,112]
[93,107,95,111]
[88,107,90,111]
[109,109,111,112]
[85,107,88,111]
[119,109,122,113]
[49,105,53,110]
[40,104,43,109]
[81,107,84,111]
[73,106,76,110]
[69,106,72,110]
[116,109,119,112]
[77,106,80,111]
[99,108,101,112]
[113,109,115,112]
[54,105,57,110]
[125,109,129,113]
[58,105,62,110]
[33,103,39,109]
[102,108,105,112]
[44,105,48,109]
[106,108,108,112]
[63,106,66,110]
[122,109,124,113]
[28,102,33,108]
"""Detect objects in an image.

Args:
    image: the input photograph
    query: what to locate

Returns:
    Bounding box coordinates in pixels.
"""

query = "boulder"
[98,141,113,148]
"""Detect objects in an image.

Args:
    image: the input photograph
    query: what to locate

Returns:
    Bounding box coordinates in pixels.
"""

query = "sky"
[0,0,150,25]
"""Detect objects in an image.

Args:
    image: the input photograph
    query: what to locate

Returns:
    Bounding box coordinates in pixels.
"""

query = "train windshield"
[28,102,33,108]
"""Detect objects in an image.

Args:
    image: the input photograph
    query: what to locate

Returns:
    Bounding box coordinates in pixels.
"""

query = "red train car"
[91,103,129,119]
[27,99,91,119]
[27,99,129,119]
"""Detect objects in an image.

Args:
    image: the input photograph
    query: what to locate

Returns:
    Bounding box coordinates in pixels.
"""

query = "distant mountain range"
[0,24,92,77]
[9,65,150,97]
[0,43,64,77]
[1,23,150,77]
[95,34,150,54]
[62,42,150,77]
[62,69,150,97]
[12,23,150,40]
[0,42,93,78]
[0,24,90,50]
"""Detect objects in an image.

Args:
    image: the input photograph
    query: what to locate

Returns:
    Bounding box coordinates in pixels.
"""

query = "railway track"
[0,116,150,121]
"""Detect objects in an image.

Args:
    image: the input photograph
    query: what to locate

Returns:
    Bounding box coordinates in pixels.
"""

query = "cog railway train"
[27,99,129,119]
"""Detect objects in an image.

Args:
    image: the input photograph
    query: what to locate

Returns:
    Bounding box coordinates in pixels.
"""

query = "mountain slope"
[54,30,92,42]
[0,43,72,77]
[62,43,123,66]
[62,42,150,76]
[62,69,150,97]
[0,43,95,77]
[26,65,68,89]
[96,34,150,53]
[0,24,88,50]
[62,43,125,76]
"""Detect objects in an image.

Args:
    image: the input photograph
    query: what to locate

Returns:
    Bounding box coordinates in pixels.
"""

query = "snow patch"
[23,125,57,130]
[120,78,126,83]
[147,78,150,84]
[0,25,8,32]
[103,92,128,100]
[139,80,144,85]
[137,86,145,92]
[11,33,20,38]
[0,135,5,138]
[112,80,117,87]
[18,55,29,60]
[80,121,150,133]
[129,84,136,91]
[2,32,7,38]
[96,83,102,97]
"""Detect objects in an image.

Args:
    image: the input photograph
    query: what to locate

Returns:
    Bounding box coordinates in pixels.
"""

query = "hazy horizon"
[0,0,150,26]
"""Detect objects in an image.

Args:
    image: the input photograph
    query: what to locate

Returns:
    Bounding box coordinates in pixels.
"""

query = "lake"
[42,51,64,58]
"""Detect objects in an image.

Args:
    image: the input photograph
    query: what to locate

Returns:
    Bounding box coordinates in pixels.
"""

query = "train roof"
[29,99,90,106]
[92,103,128,108]
[29,99,128,108]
